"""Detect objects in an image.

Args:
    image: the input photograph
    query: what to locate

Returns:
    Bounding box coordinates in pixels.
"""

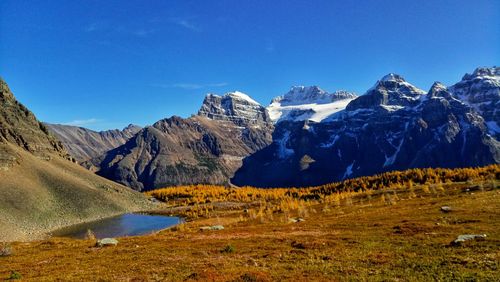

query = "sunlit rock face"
[198,91,272,126]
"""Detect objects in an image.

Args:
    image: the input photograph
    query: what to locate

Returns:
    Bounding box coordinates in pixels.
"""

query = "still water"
[52,213,182,239]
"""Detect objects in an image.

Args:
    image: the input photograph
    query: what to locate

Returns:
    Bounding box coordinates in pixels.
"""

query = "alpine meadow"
[0,1,499,281]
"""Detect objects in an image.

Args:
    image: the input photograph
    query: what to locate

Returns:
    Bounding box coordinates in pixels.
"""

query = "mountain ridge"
[45,123,142,164]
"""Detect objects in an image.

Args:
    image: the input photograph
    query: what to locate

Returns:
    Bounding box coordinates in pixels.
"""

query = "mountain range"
[234,69,499,187]
[44,67,499,190]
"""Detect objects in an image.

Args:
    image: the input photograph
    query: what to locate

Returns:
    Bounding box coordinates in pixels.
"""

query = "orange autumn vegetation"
[147,165,499,208]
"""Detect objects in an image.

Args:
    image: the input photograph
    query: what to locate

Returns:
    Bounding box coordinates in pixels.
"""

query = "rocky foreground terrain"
[0,78,154,242]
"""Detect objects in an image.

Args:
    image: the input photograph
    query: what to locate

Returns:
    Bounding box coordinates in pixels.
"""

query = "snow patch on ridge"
[380,105,405,112]
[276,131,294,159]
[343,161,355,179]
[227,91,259,105]
[383,137,404,167]
[268,98,356,123]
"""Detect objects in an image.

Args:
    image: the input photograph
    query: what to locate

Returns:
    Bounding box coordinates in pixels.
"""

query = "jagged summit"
[94,95,274,190]
[462,66,500,80]
[429,81,447,90]
[226,91,260,104]
[271,86,355,106]
[372,73,424,93]
[205,91,260,105]
[347,74,425,111]
[380,73,406,82]
[198,91,271,126]
[450,66,500,137]
[123,123,142,132]
[427,82,449,98]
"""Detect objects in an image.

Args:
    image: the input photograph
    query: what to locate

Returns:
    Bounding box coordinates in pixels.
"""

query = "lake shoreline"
[51,212,182,239]
[4,204,166,243]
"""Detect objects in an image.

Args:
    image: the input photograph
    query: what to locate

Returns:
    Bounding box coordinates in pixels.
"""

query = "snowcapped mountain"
[233,68,500,188]
[449,67,500,138]
[198,91,272,126]
[346,73,426,112]
[267,86,357,123]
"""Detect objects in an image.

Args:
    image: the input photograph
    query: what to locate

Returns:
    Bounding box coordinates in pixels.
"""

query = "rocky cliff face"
[0,78,152,241]
[198,91,272,126]
[45,123,141,163]
[93,92,273,191]
[233,68,500,187]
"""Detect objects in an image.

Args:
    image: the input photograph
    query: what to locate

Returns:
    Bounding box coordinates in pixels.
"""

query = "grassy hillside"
[0,143,154,242]
[1,165,498,280]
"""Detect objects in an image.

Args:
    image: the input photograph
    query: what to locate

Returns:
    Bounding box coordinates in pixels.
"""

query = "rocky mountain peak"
[225,91,260,105]
[428,82,451,99]
[450,66,499,137]
[123,124,142,133]
[198,91,271,126]
[346,74,425,111]
[331,90,358,101]
[374,73,423,93]
[272,86,332,106]
[380,73,406,83]
[462,67,500,81]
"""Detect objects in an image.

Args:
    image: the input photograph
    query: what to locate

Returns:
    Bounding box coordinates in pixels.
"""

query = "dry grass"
[1,179,498,281]
[0,143,154,242]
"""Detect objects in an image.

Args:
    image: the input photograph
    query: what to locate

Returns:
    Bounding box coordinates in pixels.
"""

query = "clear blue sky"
[1,0,498,131]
